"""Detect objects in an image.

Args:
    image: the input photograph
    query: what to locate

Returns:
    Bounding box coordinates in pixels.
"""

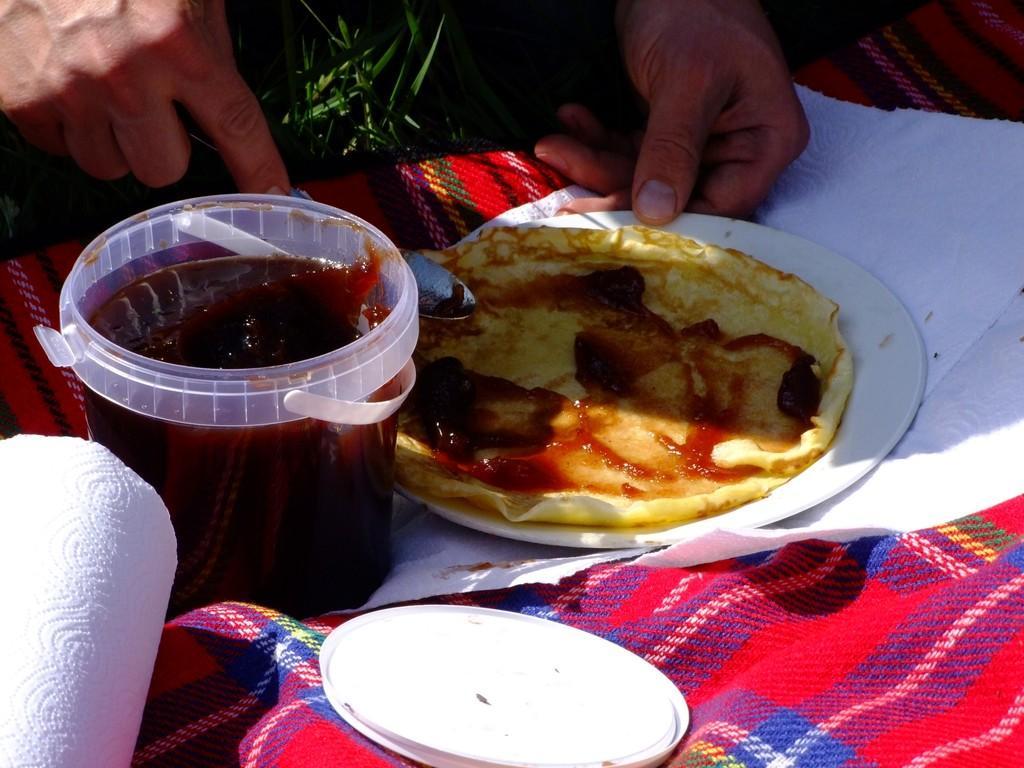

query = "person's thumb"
[631,85,722,225]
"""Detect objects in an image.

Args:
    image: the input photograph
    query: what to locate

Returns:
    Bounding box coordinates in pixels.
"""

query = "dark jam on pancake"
[575,332,632,395]
[87,253,397,617]
[415,356,476,459]
[778,354,821,421]
[414,265,822,497]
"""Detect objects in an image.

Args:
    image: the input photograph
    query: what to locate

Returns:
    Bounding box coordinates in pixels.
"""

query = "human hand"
[534,0,808,223]
[0,0,288,191]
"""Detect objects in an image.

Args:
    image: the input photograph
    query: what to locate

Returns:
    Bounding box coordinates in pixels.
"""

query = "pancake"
[396,225,853,527]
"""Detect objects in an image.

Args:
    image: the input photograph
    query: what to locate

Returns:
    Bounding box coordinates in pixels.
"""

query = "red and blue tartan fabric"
[134,495,1024,766]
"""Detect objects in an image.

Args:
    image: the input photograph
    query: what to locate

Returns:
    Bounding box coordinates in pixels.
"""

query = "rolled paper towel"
[0,435,177,768]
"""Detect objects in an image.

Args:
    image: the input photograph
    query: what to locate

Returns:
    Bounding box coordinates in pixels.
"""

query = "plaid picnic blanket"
[1,0,1023,765]
[136,494,1024,767]
[795,0,1024,117]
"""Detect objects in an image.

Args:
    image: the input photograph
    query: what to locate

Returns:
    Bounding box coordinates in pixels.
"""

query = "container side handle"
[282,359,416,426]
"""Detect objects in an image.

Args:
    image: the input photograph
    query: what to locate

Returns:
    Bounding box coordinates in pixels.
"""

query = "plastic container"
[35,195,418,616]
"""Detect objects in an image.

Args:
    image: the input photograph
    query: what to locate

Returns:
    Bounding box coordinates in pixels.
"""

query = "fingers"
[555,103,636,156]
[631,83,726,225]
[689,152,796,218]
[535,103,639,197]
[182,69,289,193]
[691,108,809,216]
[686,164,761,217]
[113,100,191,187]
[19,95,192,187]
[63,117,130,181]
[556,103,608,146]
[12,113,68,156]
[557,189,631,215]
[11,70,285,193]
[534,133,635,195]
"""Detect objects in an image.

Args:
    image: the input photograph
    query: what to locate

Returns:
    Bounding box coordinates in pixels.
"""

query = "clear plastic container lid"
[35,195,418,428]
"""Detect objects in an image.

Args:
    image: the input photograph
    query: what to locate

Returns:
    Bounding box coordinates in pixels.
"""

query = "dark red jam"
[86,252,396,617]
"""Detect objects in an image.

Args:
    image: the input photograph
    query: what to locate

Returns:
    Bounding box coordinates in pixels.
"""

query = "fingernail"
[636,180,677,223]
[536,152,569,175]
[265,185,286,196]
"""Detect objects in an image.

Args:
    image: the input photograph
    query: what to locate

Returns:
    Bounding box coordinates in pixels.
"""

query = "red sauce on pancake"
[413,266,821,497]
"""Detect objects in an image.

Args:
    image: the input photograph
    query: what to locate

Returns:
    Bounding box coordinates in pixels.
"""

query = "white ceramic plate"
[408,211,927,548]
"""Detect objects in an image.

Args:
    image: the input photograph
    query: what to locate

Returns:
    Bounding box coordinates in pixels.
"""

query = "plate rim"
[404,211,927,549]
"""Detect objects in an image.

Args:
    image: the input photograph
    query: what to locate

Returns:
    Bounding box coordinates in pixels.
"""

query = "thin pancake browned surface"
[397,226,853,527]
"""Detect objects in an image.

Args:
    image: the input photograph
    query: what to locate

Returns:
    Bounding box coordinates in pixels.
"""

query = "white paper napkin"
[0,435,177,768]
[377,85,1024,602]
[364,502,640,610]
[761,87,1024,399]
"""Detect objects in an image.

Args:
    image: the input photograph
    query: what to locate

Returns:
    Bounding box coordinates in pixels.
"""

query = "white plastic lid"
[319,605,688,768]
